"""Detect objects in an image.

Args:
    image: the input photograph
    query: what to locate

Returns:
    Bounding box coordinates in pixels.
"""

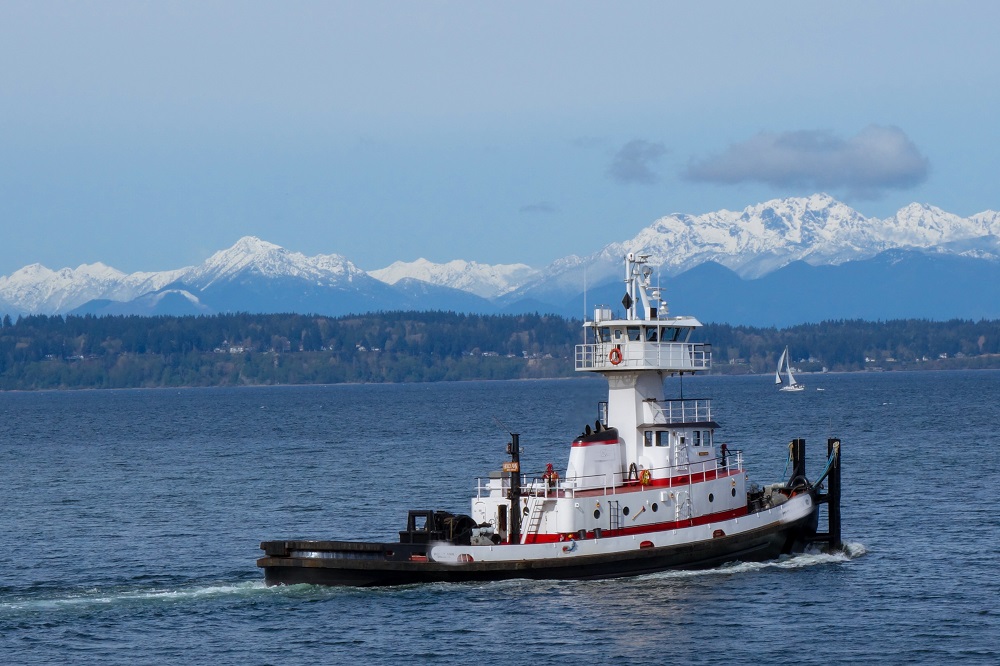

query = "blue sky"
[1,1,998,275]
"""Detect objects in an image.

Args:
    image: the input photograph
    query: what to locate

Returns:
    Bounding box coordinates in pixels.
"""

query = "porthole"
[594,509,601,519]
[651,503,658,512]
[732,488,737,497]
[623,506,631,516]
[708,493,715,503]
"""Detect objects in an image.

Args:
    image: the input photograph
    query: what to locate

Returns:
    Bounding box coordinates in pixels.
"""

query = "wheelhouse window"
[644,431,653,447]
[598,327,612,343]
[660,326,680,342]
[692,430,701,446]
[627,326,641,342]
[656,431,669,447]
[645,327,658,342]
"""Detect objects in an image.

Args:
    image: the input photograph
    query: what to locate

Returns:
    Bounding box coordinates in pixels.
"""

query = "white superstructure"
[467,253,784,550]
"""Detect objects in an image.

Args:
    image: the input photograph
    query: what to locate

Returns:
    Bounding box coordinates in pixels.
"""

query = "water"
[2,371,998,664]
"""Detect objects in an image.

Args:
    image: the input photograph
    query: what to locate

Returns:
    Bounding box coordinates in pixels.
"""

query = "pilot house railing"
[644,398,712,425]
[575,342,712,371]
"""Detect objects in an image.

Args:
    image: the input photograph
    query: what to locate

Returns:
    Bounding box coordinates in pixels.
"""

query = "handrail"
[575,341,712,371]
[476,451,744,500]
[645,398,713,424]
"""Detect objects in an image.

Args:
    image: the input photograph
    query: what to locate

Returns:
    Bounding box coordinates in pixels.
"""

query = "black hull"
[258,513,817,587]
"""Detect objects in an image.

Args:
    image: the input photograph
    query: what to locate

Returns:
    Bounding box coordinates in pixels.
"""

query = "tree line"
[0,311,997,390]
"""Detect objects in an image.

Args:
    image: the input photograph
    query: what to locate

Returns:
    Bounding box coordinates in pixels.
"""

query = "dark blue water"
[2,372,998,664]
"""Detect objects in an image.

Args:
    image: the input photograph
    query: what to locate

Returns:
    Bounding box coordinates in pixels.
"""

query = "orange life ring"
[609,347,623,365]
[638,469,651,486]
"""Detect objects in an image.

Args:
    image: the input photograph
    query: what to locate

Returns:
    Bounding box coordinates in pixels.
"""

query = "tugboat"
[258,253,843,587]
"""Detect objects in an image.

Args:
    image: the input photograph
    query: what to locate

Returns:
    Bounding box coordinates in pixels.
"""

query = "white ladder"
[521,497,544,543]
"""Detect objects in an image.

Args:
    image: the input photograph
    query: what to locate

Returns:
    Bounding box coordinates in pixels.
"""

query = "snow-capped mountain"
[182,236,367,290]
[2,195,1000,324]
[0,236,372,316]
[0,262,184,315]
[370,258,538,298]
[503,194,1000,306]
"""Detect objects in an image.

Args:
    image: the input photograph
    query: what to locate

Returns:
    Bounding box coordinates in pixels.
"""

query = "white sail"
[786,356,798,385]
[777,345,804,391]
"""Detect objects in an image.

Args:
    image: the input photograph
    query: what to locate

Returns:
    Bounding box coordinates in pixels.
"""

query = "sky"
[1,1,999,276]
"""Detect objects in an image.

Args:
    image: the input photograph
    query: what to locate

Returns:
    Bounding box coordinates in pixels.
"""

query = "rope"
[812,441,841,487]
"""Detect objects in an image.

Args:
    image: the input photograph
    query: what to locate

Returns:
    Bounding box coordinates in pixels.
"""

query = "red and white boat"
[258,253,842,586]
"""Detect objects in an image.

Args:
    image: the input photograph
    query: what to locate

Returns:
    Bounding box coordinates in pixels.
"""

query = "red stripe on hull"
[521,506,749,544]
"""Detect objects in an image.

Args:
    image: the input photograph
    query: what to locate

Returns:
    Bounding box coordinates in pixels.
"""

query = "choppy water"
[2,371,998,664]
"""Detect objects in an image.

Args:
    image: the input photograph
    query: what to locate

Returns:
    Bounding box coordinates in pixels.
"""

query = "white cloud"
[683,125,929,198]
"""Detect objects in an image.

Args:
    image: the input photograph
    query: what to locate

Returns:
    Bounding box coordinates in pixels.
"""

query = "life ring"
[638,469,652,486]
[609,347,623,365]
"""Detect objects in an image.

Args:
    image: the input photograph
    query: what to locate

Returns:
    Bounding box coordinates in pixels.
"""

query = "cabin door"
[497,505,508,541]
[674,489,692,523]
[672,431,690,474]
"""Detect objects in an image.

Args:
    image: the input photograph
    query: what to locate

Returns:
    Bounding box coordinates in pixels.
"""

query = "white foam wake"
[1,580,272,613]
[642,541,868,580]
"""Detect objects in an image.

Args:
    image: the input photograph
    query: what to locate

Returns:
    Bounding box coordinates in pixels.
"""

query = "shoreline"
[2,363,998,394]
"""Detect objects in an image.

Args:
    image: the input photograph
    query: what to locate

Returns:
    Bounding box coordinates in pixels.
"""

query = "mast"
[786,349,798,386]
[506,433,521,544]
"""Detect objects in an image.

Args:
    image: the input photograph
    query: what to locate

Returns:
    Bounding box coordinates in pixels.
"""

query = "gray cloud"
[683,125,929,198]
[519,201,558,214]
[607,139,668,185]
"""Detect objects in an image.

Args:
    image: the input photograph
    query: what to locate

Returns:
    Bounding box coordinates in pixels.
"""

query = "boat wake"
[1,580,272,614]
[643,541,868,581]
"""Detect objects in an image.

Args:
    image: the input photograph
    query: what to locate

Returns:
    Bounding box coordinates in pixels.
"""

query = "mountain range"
[2,193,998,327]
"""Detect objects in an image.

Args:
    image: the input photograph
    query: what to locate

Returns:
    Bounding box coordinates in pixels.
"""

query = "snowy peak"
[497,195,1000,309]
[881,203,986,245]
[589,195,1000,280]
[3,196,999,316]
[0,261,149,314]
[185,236,364,289]
[369,258,538,298]
[0,237,366,315]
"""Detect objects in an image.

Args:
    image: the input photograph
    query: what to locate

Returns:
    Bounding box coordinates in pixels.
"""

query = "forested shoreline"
[1,311,998,390]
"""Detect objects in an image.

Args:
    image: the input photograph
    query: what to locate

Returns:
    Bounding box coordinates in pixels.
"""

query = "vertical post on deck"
[507,433,521,545]
[827,438,842,550]
[789,438,807,486]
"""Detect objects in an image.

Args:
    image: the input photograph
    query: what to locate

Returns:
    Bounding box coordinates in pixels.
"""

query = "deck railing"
[575,342,712,371]
[475,450,743,500]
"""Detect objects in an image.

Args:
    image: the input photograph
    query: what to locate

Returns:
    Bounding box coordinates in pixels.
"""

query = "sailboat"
[776,346,805,392]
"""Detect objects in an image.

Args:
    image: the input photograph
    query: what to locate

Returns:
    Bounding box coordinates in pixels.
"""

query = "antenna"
[492,415,513,436]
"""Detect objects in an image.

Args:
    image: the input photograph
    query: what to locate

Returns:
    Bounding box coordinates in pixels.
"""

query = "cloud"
[683,125,929,198]
[519,201,558,214]
[607,139,668,185]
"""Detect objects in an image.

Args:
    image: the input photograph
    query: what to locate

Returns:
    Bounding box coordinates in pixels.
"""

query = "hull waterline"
[259,511,818,587]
